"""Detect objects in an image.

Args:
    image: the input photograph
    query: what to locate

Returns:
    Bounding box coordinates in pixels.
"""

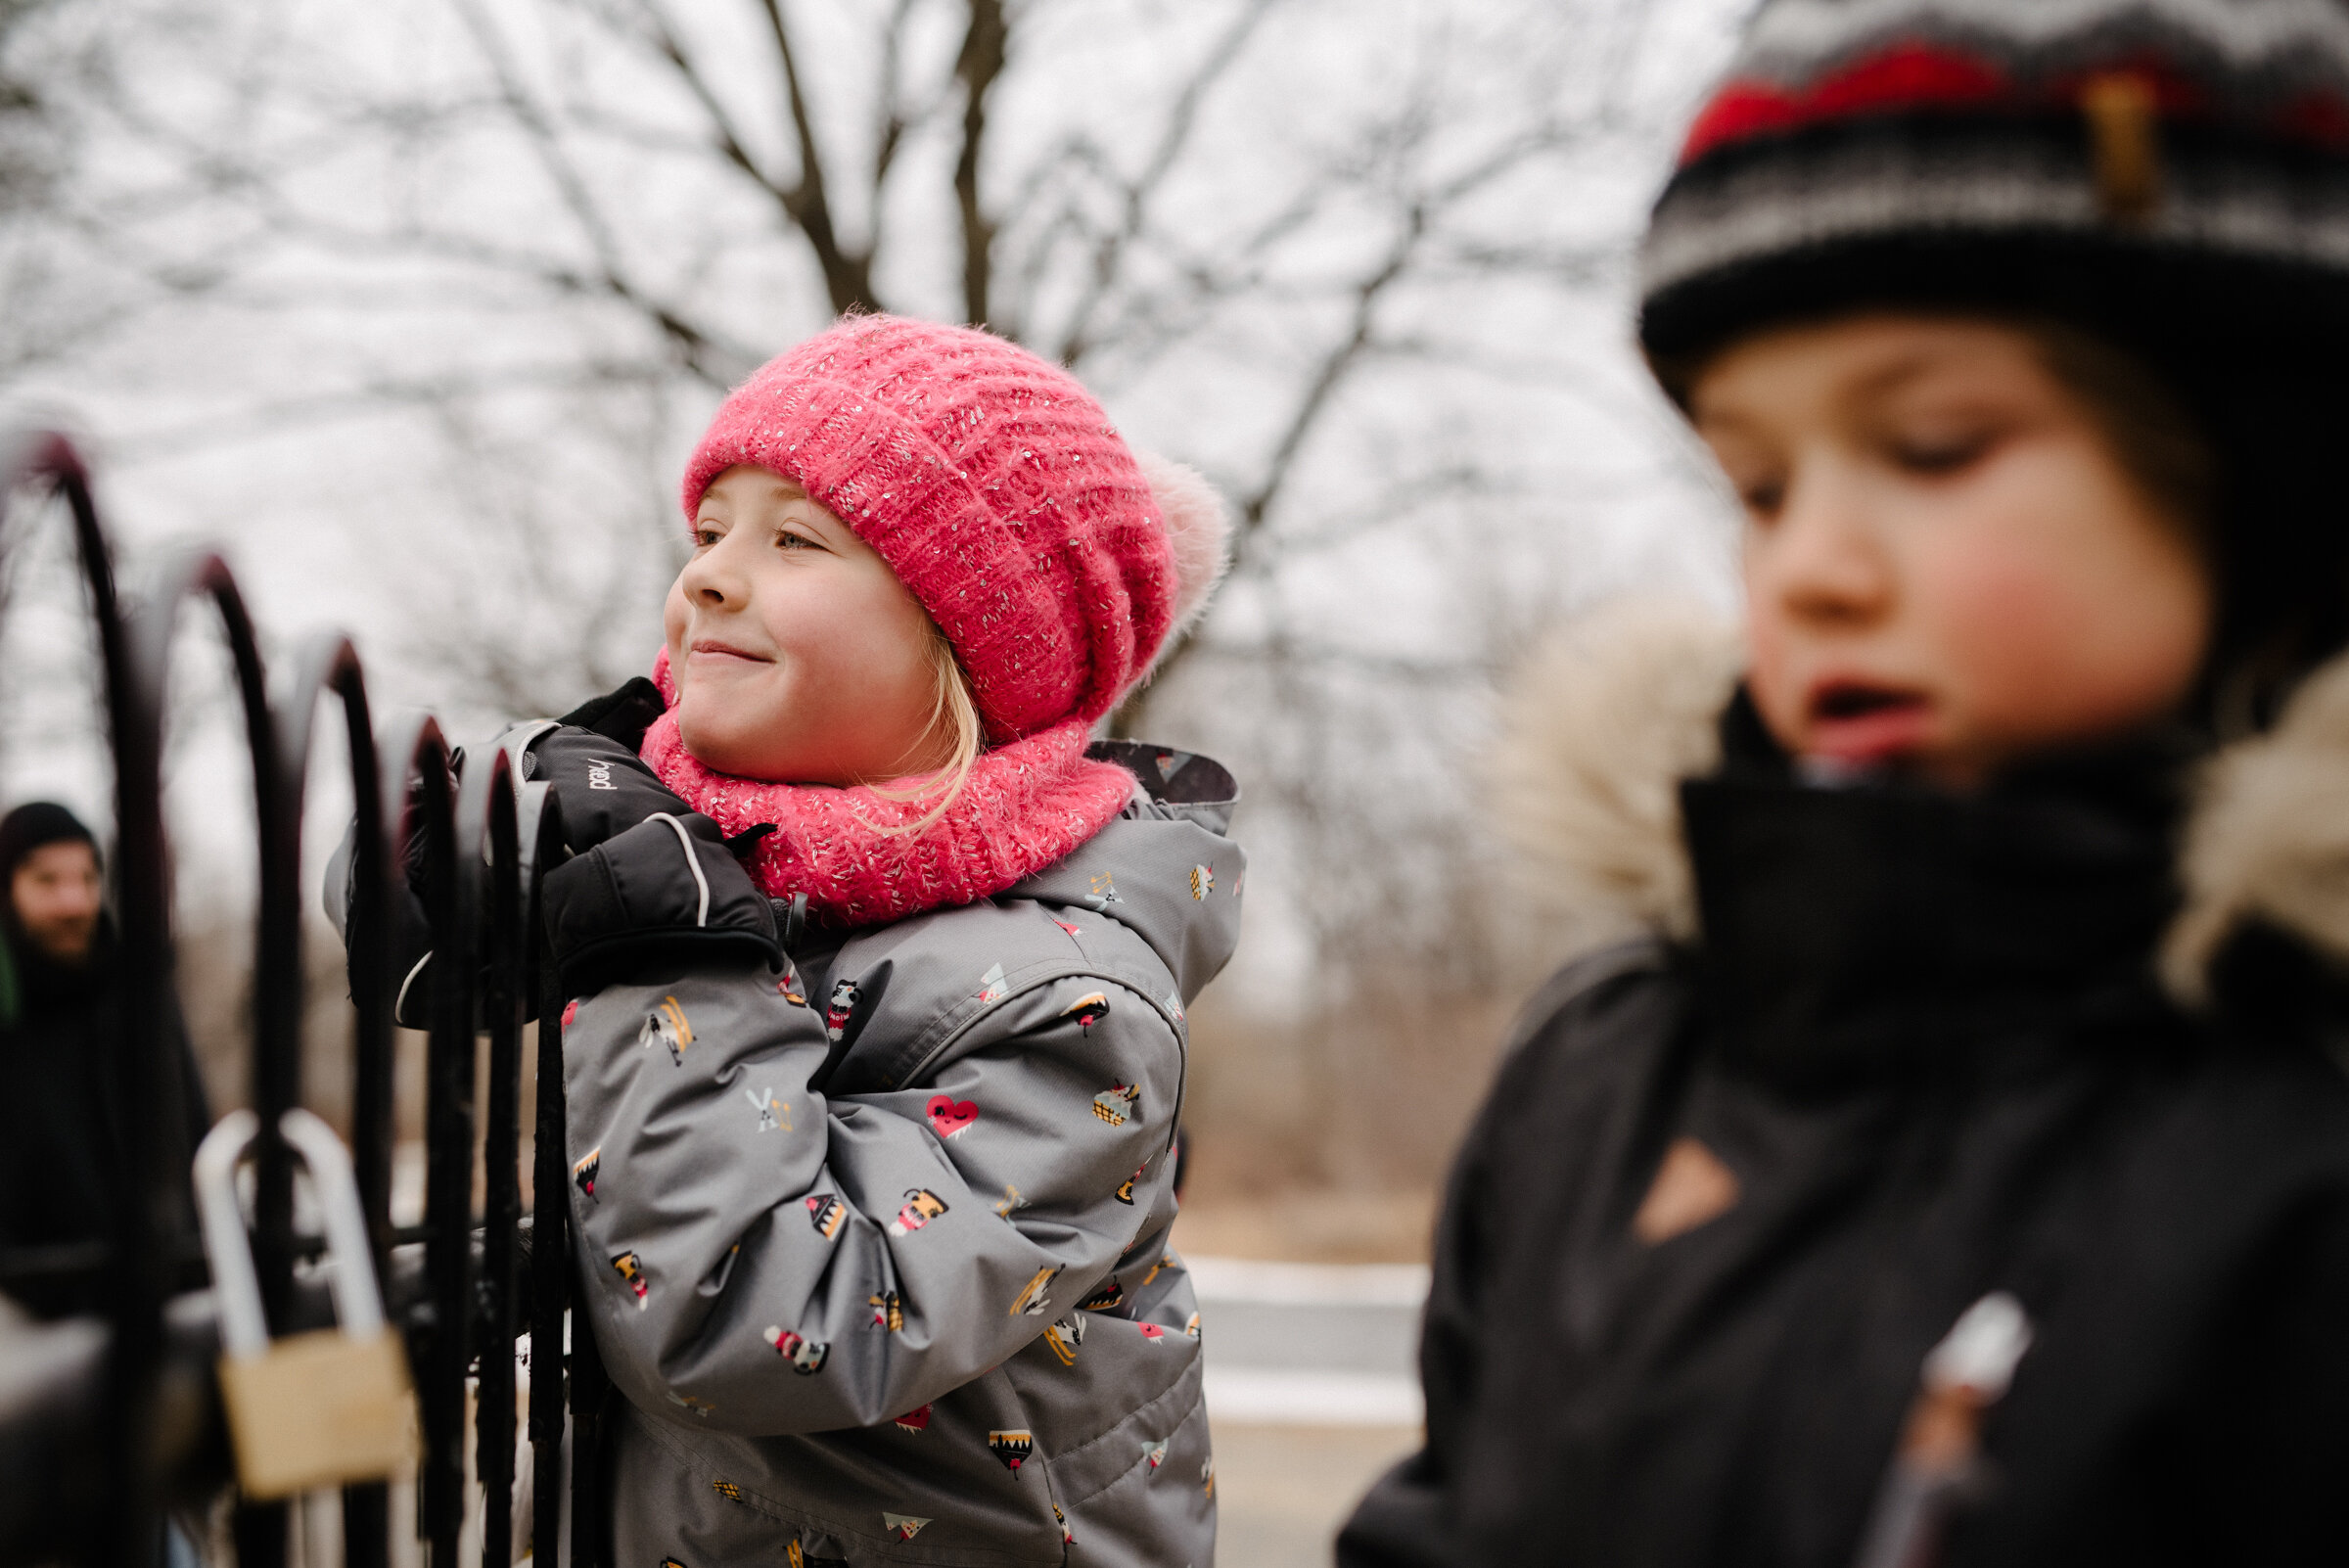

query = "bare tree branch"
[447,0,736,383]
[1107,208,1411,730]
[1049,0,1275,364]
[1116,63,1627,726]
[870,0,923,193]
[952,0,1006,324]
[1240,207,1420,536]
[755,0,877,312]
[110,356,674,457]
[633,0,793,204]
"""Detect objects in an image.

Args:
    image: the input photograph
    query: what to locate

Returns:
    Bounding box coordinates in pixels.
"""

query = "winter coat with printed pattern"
[563,743,1241,1568]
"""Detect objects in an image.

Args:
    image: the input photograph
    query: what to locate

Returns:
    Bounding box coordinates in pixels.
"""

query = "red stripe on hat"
[2276,91,2349,151]
[1681,42,2012,165]
[1679,37,2349,168]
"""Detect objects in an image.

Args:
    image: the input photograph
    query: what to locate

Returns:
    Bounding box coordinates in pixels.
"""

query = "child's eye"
[775,529,817,551]
[693,525,722,547]
[1890,431,1994,475]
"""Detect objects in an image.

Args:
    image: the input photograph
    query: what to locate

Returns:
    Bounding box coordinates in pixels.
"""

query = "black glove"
[541,809,781,995]
[528,722,699,856]
[532,688,781,857]
[528,718,780,988]
[557,676,668,750]
[325,753,459,1029]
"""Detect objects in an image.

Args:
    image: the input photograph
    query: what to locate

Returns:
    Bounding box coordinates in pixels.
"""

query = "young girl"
[1343,2,2349,1564]
[521,316,1240,1566]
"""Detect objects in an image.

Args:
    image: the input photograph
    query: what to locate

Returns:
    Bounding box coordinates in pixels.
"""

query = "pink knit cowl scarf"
[638,653,1138,928]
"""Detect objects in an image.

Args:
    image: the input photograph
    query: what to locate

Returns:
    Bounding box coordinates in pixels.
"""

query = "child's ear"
[1135,452,1231,648]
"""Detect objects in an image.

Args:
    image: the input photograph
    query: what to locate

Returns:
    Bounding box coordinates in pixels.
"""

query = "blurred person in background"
[1343,1,2349,1564]
[5,803,104,970]
[0,802,207,1317]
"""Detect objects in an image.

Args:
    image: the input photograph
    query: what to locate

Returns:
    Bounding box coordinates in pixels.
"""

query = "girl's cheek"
[662,580,693,679]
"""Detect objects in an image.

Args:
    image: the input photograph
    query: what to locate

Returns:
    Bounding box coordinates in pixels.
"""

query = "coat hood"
[1014,740,1245,1005]
[1492,597,2349,1009]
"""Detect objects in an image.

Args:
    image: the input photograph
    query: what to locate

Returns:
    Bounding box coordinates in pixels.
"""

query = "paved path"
[1190,1257,1428,1567]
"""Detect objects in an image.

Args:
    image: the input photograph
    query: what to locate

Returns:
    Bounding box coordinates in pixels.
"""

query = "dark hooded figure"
[0,802,207,1318]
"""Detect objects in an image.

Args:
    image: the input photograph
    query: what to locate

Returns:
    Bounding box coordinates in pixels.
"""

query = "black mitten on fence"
[539,806,780,995]
[527,723,698,856]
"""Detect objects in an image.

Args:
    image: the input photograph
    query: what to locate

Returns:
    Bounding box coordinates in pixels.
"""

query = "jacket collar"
[1492,599,2349,1066]
[1684,692,2186,1085]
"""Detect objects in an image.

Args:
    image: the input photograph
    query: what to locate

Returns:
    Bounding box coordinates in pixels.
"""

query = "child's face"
[1694,316,2213,789]
[664,465,951,784]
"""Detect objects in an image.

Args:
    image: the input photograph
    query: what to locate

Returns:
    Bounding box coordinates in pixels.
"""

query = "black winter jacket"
[1341,613,2349,1568]
[0,923,209,1317]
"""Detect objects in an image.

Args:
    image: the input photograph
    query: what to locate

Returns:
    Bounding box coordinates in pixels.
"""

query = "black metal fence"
[0,432,602,1567]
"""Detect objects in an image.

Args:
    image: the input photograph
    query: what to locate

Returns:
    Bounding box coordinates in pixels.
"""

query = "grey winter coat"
[560,743,1242,1568]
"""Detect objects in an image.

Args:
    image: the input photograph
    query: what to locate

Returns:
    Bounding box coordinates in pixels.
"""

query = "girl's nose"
[1762,463,1893,627]
[679,530,750,608]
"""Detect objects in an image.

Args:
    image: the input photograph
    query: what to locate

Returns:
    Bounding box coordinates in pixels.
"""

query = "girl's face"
[664,465,953,784]
[1694,316,2213,789]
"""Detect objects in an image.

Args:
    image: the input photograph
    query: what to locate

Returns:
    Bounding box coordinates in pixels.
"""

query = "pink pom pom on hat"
[680,313,1210,740]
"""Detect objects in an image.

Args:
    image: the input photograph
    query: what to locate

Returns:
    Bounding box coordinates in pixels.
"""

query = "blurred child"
[1342,1,2349,1564]
[522,318,1238,1565]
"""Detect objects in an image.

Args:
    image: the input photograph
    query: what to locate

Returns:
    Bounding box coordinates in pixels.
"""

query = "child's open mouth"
[1806,681,1932,763]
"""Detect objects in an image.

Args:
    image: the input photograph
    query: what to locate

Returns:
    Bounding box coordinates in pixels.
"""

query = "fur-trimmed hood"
[1492,597,2349,1008]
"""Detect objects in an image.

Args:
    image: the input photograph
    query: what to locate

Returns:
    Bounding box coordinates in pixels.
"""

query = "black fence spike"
[521,782,569,1568]
[0,431,595,1568]
[474,753,525,1568]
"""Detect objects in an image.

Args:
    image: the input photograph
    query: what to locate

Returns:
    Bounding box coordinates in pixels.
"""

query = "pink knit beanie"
[681,314,1216,739]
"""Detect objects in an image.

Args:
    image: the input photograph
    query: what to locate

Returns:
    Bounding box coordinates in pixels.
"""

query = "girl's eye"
[693,527,721,547]
[775,529,817,551]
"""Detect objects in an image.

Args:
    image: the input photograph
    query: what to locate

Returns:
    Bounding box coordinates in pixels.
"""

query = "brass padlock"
[195,1106,421,1500]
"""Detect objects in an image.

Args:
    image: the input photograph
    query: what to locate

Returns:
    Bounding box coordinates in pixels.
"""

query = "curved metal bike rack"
[0,432,600,1568]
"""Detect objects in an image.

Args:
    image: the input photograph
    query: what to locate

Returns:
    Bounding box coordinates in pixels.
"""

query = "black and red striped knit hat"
[1641,0,2349,376]
[1640,0,2349,712]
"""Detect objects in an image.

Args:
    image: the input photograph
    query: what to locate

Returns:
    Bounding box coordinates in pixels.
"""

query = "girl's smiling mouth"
[690,636,772,665]
[1807,679,1933,763]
